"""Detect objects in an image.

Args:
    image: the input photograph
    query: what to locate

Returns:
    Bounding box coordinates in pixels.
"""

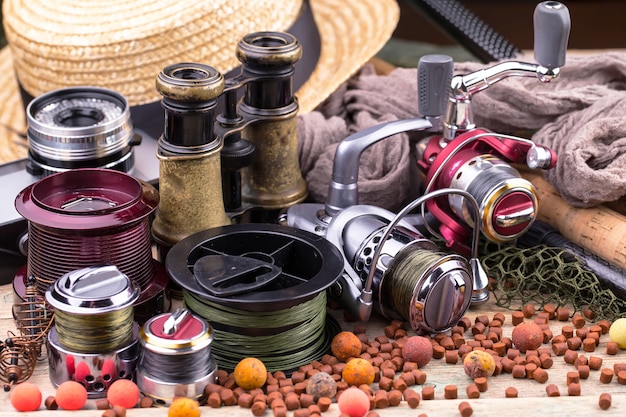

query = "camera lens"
[26,87,137,176]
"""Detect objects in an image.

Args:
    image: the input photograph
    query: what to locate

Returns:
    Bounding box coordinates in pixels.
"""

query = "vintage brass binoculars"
[151,31,308,251]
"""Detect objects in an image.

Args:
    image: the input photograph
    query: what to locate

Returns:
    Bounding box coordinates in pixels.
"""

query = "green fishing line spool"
[165,223,344,372]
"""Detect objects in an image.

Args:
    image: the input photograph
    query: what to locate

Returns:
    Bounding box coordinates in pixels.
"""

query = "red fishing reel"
[417,128,556,254]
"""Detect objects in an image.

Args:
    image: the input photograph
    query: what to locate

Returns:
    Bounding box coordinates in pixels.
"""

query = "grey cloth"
[297,64,423,212]
[298,52,626,209]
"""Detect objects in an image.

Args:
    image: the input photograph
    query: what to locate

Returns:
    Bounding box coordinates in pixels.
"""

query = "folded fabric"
[298,52,626,209]
[297,64,424,212]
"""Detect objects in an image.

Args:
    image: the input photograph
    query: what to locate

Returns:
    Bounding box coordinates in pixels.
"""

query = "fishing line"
[53,307,135,353]
[388,249,446,320]
[183,290,331,372]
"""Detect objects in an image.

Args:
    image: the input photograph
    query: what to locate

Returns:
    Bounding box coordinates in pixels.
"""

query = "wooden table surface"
[1,282,626,417]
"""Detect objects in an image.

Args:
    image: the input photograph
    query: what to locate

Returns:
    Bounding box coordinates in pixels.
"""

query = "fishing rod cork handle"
[418,54,453,118]
[534,1,570,70]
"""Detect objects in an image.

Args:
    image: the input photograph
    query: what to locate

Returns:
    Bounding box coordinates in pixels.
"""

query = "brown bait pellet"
[563,349,579,364]
[511,311,525,326]
[270,398,286,411]
[566,371,580,385]
[492,342,507,357]
[101,410,117,417]
[540,353,554,369]
[139,396,153,408]
[600,368,614,384]
[571,313,586,329]
[500,357,515,373]
[546,383,560,397]
[392,378,408,392]
[381,367,395,380]
[566,336,582,351]
[459,401,473,417]
[412,369,427,385]
[308,404,321,415]
[251,401,267,417]
[552,342,568,356]
[493,312,506,325]
[299,393,315,408]
[574,355,588,367]
[525,362,538,379]
[254,393,269,408]
[95,398,110,410]
[439,336,455,350]
[378,376,393,391]
[421,385,435,400]
[466,383,480,399]
[273,405,288,417]
[512,364,527,379]
[522,304,536,318]
[597,319,611,334]
[457,344,473,358]
[220,388,237,406]
[473,376,488,392]
[599,393,612,410]
[552,334,567,345]
[403,389,420,408]
[317,397,332,412]
[606,342,619,355]
[575,327,589,340]
[504,386,518,398]
[533,367,549,383]
[237,393,254,408]
[399,371,415,386]
[445,349,459,364]
[577,364,590,379]
[293,409,311,417]
[284,393,301,411]
[472,322,487,336]
[207,391,222,408]
[541,327,553,344]
[374,390,389,409]
[561,325,574,339]
[432,344,446,360]
[617,370,626,385]
[388,389,402,406]
[614,363,626,374]
[443,385,457,399]
[507,348,521,360]
[458,317,472,331]
[567,382,581,396]
[582,308,596,320]
[556,307,570,321]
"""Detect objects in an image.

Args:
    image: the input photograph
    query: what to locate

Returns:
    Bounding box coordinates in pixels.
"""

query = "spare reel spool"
[137,309,218,405]
[45,265,141,398]
[165,223,344,372]
[13,168,170,323]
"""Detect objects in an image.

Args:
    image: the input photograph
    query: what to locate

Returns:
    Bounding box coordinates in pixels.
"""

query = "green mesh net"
[479,243,626,321]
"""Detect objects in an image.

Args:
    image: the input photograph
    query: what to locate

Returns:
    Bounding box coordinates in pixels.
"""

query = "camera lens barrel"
[26,87,135,176]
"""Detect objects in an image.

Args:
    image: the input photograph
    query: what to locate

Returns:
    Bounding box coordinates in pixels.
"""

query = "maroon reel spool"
[14,168,169,323]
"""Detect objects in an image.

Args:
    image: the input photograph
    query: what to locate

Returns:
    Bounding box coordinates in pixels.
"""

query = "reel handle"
[534,2,570,70]
[418,55,454,118]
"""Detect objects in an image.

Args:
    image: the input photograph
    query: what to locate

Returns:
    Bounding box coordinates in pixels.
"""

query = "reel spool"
[45,265,141,398]
[14,168,170,323]
[165,223,344,372]
[137,309,218,405]
[418,129,556,254]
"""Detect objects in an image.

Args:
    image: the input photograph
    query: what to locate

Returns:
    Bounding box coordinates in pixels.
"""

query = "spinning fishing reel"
[284,55,488,335]
[416,1,570,254]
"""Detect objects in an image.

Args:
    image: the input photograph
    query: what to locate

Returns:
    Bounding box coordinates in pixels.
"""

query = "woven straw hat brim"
[0,0,400,163]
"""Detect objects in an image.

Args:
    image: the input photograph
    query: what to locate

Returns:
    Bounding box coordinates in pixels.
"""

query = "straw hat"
[0,0,399,164]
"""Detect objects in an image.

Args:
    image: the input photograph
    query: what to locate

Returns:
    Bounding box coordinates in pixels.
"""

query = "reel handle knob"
[418,54,453,118]
[533,1,570,70]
